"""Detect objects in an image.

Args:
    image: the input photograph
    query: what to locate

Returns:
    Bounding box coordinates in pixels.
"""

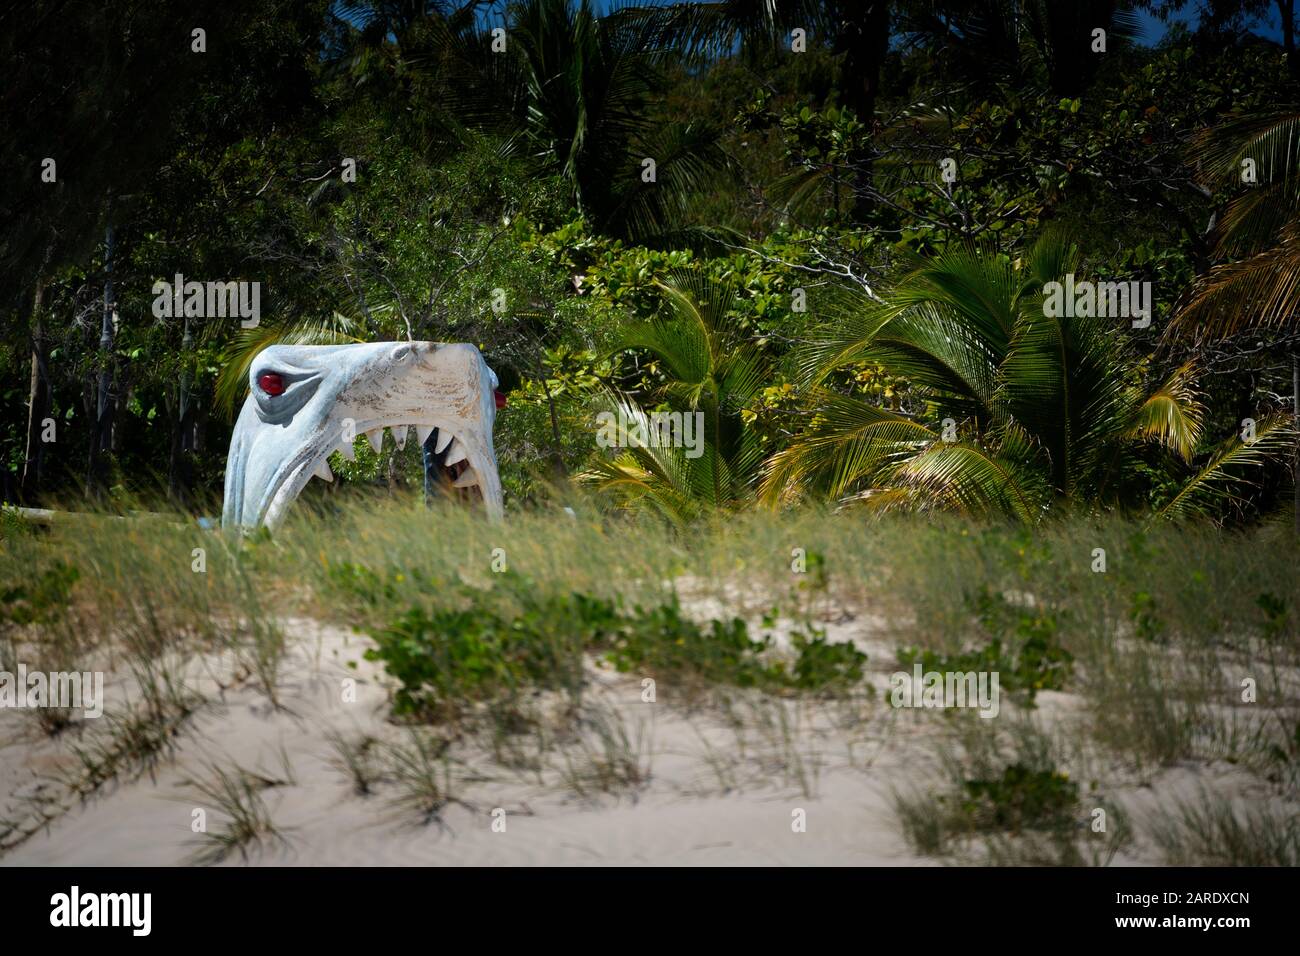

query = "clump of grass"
[689,724,744,794]
[226,558,288,708]
[0,504,34,542]
[181,756,292,866]
[67,712,176,797]
[894,789,949,856]
[1260,716,1300,792]
[741,697,823,799]
[0,559,80,632]
[686,693,849,797]
[1128,589,1164,644]
[1256,591,1291,644]
[0,779,67,854]
[380,729,466,825]
[1086,647,1199,768]
[556,706,652,803]
[63,659,202,798]
[1149,790,1300,866]
[981,805,1131,867]
[892,717,1129,865]
[325,729,383,796]
[479,699,552,778]
[1,559,89,736]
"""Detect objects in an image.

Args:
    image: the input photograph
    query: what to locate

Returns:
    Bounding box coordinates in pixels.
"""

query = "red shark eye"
[494,389,507,410]
[258,373,286,396]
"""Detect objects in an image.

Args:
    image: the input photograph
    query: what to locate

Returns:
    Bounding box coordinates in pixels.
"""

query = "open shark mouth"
[222,341,503,530]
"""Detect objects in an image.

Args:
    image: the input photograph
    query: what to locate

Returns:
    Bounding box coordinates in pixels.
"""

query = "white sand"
[0,613,1280,866]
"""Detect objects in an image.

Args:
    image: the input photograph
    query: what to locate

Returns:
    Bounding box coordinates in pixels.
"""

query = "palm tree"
[896,0,1140,98]
[654,0,829,51]
[761,237,1291,521]
[506,0,730,240]
[652,1,885,219]
[331,0,730,241]
[1175,108,1300,337]
[579,273,767,521]
[1170,107,1300,527]
[326,1,495,120]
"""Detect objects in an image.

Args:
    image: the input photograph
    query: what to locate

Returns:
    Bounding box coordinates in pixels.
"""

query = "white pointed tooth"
[415,424,434,447]
[366,428,384,452]
[393,426,407,451]
[453,467,478,488]
[336,438,356,461]
[313,459,333,482]
[444,439,469,467]
[434,429,453,454]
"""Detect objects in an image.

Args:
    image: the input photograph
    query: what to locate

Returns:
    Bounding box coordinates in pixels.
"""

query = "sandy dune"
[0,614,1271,867]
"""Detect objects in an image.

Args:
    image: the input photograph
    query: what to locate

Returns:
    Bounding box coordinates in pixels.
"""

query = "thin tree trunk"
[87,222,115,496]
[97,224,114,423]
[20,277,51,502]
[169,318,195,503]
[832,1,890,222]
[541,375,567,478]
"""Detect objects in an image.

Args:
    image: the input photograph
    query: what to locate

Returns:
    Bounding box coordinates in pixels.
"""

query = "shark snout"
[222,341,504,530]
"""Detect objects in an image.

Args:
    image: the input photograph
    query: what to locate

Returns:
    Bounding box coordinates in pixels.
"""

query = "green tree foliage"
[580,272,768,520]
[762,237,1292,520]
[1,1,1297,526]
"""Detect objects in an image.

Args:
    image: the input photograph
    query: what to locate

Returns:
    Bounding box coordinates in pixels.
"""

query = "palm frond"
[578,391,753,520]
[643,0,833,63]
[1123,361,1203,461]
[1171,224,1300,340]
[608,120,733,241]
[1213,182,1300,257]
[1189,108,1300,190]
[759,388,934,504]
[879,424,1051,523]
[1158,415,1296,520]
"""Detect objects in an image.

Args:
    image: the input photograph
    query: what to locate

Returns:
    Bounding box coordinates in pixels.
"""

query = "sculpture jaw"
[222,341,503,530]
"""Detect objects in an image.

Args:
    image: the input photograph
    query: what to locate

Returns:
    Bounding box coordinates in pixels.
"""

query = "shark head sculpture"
[222,341,503,530]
